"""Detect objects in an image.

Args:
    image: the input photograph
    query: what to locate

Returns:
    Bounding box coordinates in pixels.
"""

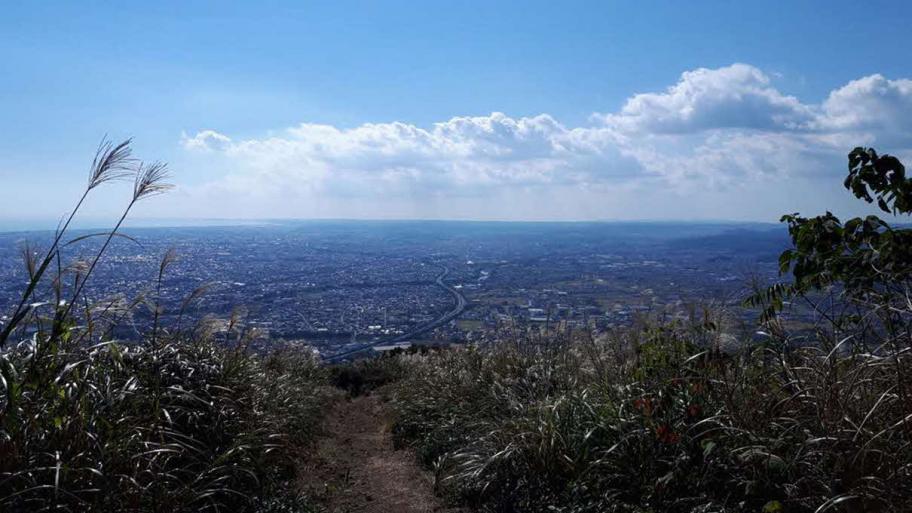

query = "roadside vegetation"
[388,148,912,512]
[0,140,331,512]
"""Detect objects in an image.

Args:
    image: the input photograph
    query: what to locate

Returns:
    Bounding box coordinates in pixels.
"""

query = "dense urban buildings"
[0,221,788,358]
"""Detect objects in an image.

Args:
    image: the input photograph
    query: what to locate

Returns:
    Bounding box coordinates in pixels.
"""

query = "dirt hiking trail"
[300,393,464,513]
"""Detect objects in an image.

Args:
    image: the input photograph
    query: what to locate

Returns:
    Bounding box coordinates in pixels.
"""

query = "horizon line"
[0,216,782,235]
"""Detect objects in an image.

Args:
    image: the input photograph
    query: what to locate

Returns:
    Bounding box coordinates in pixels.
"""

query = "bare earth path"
[300,393,462,513]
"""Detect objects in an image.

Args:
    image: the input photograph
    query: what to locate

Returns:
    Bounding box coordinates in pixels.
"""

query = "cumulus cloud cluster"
[180,64,912,219]
[597,64,814,133]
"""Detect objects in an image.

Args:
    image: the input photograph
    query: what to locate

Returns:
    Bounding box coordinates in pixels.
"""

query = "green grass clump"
[390,320,912,512]
[0,338,329,512]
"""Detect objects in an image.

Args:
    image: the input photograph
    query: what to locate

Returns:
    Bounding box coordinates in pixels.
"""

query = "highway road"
[323,265,466,362]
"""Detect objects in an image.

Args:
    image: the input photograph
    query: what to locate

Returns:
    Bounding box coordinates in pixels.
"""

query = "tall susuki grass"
[0,140,330,512]
[390,313,912,512]
[390,147,912,513]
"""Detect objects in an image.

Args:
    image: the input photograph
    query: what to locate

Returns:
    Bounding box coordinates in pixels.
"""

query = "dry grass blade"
[63,231,142,248]
[88,138,135,190]
[19,243,38,280]
[63,259,91,277]
[133,161,173,201]
[159,248,179,278]
[181,282,214,312]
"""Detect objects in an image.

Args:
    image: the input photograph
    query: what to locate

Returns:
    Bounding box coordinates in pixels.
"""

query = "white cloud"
[181,130,232,152]
[816,75,912,141]
[177,64,912,220]
[184,112,644,196]
[595,63,814,133]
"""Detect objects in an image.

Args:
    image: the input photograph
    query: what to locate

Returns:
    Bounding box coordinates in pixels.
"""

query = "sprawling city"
[0,221,789,358]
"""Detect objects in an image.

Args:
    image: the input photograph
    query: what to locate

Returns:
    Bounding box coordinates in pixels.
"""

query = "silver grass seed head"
[159,248,179,277]
[133,161,173,201]
[89,138,135,190]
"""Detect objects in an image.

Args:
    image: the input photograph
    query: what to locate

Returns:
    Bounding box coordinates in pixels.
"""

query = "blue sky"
[1,1,911,227]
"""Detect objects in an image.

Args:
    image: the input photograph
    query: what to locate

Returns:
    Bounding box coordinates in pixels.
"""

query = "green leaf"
[763,500,784,513]
[877,197,890,213]
[702,440,716,458]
